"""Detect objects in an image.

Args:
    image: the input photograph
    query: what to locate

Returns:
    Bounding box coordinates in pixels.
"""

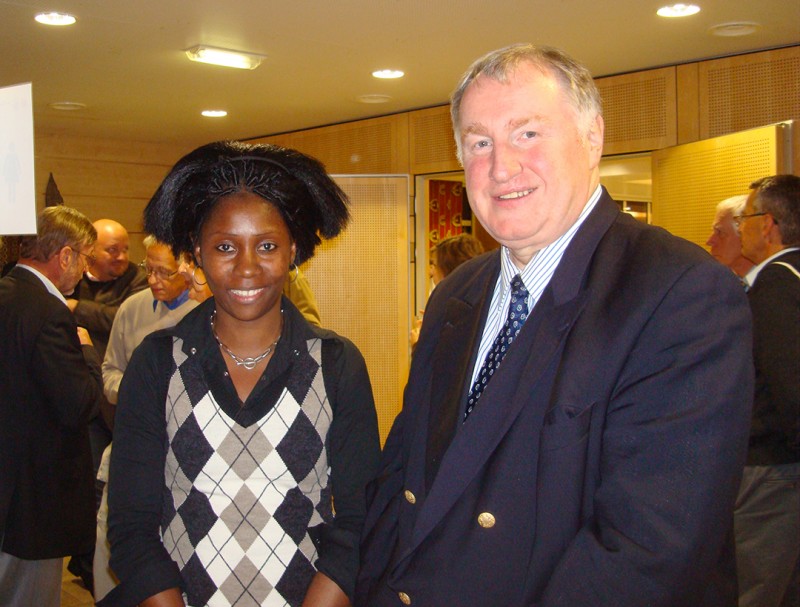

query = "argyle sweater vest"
[161,335,333,607]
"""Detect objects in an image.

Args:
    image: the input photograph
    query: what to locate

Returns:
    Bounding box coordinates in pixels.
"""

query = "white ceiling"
[1,0,798,148]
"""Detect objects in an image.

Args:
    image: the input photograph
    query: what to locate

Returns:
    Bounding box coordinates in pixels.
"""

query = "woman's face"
[195,191,295,324]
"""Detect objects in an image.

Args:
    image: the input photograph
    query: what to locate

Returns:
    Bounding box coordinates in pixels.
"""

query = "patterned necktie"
[464,274,529,421]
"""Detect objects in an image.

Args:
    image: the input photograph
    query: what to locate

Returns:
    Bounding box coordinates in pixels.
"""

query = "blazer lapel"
[423,259,498,492]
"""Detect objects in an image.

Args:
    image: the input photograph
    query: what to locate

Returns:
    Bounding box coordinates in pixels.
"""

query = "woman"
[102,141,380,607]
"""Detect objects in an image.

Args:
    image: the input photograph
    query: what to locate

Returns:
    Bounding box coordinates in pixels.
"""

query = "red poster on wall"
[428,179,465,247]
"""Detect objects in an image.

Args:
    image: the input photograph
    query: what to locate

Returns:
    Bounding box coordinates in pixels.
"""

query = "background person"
[0,206,103,606]
[356,43,753,607]
[735,174,800,607]
[103,141,380,607]
[94,235,199,601]
[706,194,755,278]
[65,217,148,591]
[411,233,484,348]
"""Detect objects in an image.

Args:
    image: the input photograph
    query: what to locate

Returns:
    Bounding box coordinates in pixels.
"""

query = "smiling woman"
[100,141,381,607]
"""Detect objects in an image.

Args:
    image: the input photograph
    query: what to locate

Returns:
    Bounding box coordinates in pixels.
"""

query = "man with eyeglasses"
[0,206,103,606]
[734,174,800,607]
[93,235,198,600]
[64,218,147,593]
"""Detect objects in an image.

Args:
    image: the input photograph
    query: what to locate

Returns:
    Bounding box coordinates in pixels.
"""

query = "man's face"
[706,210,742,267]
[458,62,604,267]
[144,243,188,302]
[738,192,768,264]
[91,227,130,281]
[60,243,94,295]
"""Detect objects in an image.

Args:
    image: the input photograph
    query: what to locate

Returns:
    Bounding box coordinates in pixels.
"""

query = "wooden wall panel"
[409,105,460,175]
[596,66,677,155]
[304,176,410,445]
[676,63,700,144]
[252,113,409,175]
[699,46,800,140]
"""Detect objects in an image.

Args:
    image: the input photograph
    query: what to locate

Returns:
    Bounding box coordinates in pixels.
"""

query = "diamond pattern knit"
[464,274,529,421]
[161,336,332,607]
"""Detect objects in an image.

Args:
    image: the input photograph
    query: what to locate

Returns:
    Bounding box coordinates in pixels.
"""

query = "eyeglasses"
[139,261,180,281]
[733,212,767,224]
[70,248,95,268]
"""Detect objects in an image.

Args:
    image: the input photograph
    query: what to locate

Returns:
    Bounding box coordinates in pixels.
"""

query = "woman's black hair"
[143,140,349,266]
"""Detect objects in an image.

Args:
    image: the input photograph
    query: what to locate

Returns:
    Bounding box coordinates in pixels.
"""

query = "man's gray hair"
[19,206,96,262]
[450,43,603,162]
[750,174,800,246]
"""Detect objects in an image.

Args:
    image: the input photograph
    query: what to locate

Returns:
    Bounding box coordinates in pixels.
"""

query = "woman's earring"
[192,265,208,286]
[289,263,299,283]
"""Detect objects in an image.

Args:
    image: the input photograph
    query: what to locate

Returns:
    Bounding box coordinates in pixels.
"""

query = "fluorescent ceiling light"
[357,94,392,104]
[372,69,404,79]
[185,45,264,70]
[35,12,76,26]
[657,4,701,17]
[201,110,228,118]
[709,21,760,37]
[49,101,86,111]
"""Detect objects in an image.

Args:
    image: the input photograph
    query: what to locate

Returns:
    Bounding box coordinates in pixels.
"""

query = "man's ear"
[57,246,73,270]
[585,113,604,168]
[764,213,783,246]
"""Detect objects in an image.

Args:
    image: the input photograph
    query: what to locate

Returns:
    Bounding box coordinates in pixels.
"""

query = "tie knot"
[510,274,528,302]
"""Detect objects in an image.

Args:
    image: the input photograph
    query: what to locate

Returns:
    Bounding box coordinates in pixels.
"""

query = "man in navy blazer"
[356,44,754,606]
[0,206,104,606]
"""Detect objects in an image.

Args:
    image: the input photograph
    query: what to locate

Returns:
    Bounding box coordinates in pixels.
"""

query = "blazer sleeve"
[539,261,753,606]
[31,305,103,429]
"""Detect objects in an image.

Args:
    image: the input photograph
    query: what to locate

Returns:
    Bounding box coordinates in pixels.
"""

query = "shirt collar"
[15,263,68,306]
[155,288,191,311]
[744,246,800,288]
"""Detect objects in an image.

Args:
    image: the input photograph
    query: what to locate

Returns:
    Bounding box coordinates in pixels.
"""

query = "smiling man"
[356,44,754,607]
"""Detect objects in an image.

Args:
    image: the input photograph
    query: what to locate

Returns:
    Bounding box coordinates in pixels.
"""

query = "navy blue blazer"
[356,191,754,606]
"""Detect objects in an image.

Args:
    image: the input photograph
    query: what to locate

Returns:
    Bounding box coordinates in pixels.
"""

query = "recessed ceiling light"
[35,12,76,26]
[185,45,264,70]
[357,94,392,104]
[657,4,701,17]
[201,110,228,118]
[49,101,86,111]
[372,69,404,79]
[709,21,760,37]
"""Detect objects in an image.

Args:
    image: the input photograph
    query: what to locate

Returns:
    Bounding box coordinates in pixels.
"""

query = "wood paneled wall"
[34,135,191,261]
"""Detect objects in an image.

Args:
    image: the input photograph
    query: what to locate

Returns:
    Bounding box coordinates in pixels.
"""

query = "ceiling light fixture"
[49,101,86,111]
[185,45,264,70]
[357,94,392,104]
[201,110,228,118]
[372,69,404,79]
[35,12,76,26]
[657,4,701,17]
[709,21,760,37]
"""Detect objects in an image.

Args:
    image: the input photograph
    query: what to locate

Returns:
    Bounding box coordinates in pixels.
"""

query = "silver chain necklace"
[210,310,280,370]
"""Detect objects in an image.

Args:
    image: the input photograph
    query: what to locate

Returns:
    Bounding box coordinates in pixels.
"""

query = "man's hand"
[77,326,93,346]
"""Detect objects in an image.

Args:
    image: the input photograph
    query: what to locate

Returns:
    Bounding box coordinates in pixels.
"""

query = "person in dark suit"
[0,205,104,606]
[735,174,800,607]
[355,43,754,607]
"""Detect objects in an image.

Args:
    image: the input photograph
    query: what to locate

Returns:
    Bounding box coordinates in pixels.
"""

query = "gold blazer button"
[398,591,412,604]
[477,512,496,528]
[404,489,416,504]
